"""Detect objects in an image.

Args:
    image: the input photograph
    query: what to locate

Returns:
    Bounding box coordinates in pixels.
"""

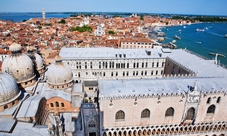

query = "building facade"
[59,48,192,83]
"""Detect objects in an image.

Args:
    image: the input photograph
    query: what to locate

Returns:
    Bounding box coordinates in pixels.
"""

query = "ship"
[225,34,227,38]
[196,28,205,32]
[174,35,181,40]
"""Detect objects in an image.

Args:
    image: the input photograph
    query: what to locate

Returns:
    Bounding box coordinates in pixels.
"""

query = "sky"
[0,0,227,16]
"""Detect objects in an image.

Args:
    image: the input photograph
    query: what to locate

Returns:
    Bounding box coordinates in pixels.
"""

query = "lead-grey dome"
[2,43,36,84]
[34,53,44,71]
[0,72,20,104]
[46,55,73,86]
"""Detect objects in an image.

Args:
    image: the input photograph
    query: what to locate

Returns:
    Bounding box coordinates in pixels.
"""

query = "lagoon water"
[163,22,227,66]
[0,13,227,65]
[0,12,70,22]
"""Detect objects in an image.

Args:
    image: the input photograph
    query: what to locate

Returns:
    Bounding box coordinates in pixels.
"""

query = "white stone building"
[58,47,227,136]
[59,48,196,83]
[120,38,159,49]
[94,25,105,36]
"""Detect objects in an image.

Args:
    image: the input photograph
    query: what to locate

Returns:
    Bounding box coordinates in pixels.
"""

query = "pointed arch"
[207,97,211,104]
[165,107,174,116]
[141,108,150,118]
[115,110,125,120]
[217,97,221,103]
[207,105,215,114]
[186,107,195,120]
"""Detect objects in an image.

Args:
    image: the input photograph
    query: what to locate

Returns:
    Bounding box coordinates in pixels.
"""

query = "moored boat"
[174,35,181,40]
[196,28,205,32]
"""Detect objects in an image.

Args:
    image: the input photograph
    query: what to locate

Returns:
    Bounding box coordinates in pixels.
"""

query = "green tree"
[38,26,42,29]
[70,25,92,33]
[108,30,116,34]
[140,15,144,20]
[59,19,66,24]
[22,19,27,22]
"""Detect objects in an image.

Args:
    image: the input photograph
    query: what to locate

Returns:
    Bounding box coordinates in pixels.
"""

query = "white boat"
[172,40,176,43]
[183,26,186,28]
[196,28,205,32]
[225,34,227,38]
[174,35,181,40]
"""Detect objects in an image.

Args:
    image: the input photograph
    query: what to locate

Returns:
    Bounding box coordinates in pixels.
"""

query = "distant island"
[172,15,227,22]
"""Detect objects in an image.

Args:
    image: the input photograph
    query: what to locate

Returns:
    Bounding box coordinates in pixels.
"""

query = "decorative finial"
[193,80,198,91]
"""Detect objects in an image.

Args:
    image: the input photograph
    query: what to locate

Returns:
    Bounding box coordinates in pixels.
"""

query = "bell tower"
[42,8,46,20]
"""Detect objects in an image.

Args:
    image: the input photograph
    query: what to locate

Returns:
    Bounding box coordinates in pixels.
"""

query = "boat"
[225,34,227,38]
[172,40,176,43]
[196,28,205,32]
[183,26,186,28]
[196,41,202,44]
[174,35,181,40]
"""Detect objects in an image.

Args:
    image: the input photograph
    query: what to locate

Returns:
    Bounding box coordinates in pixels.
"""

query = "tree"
[59,19,66,24]
[70,25,92,33]
[22,19,27,22]
[113,15,120,18]
[108,30,116,35]
[140,15,144,20]
[38,26,42,29]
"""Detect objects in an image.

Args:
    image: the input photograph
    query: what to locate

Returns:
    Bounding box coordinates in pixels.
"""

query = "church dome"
[34,53,44,71]
[46,55,73,88]
[2,43,36,85]
[0,72,20,104]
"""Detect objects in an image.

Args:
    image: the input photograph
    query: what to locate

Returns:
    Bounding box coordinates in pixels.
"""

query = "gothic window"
[165,107,174,117]
[207,105,215,114]
[217,97,221,103]
[88,120,96,128]
[186,107,195,120]
[207,97,211,104]
[141,109,150,118]
[115,110,125,120]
